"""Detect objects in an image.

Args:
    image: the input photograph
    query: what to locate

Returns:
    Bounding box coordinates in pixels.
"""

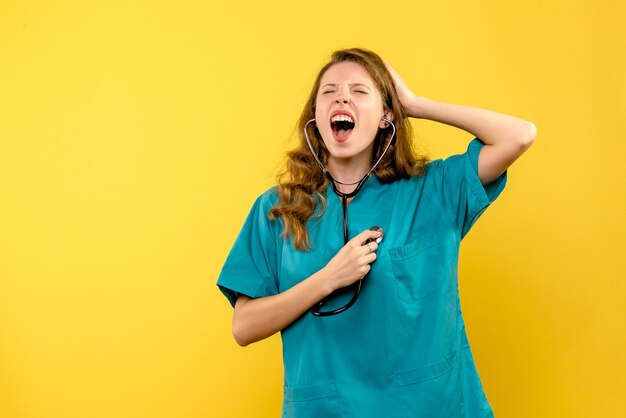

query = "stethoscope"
[303,116,396,316]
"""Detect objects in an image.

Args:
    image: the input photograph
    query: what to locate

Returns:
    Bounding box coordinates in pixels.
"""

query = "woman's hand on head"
[385,63,424,119]
[322,229,381,291]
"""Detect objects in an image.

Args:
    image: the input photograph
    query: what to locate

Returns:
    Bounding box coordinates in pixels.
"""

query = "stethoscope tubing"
[305,117,396,316]
[303,118,396,186]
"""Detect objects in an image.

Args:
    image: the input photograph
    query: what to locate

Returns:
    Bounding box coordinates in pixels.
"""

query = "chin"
[328,148,363,162]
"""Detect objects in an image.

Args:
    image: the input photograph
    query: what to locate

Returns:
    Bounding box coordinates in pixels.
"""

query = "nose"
[333,85,351,105]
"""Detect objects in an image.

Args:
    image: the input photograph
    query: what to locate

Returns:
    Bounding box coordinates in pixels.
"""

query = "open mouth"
[330,114,355,141]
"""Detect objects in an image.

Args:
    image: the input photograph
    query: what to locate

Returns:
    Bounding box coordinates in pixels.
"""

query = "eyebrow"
[321,83,371,89]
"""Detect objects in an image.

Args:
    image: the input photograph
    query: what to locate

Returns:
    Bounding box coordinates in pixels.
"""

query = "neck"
[327,155,371,195]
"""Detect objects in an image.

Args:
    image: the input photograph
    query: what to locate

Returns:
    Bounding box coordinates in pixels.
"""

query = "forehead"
[319,61,375,87]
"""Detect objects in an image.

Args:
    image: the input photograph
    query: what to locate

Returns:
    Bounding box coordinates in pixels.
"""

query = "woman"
[217,48,536,417]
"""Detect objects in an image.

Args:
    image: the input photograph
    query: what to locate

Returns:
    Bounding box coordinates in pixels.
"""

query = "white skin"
[314,61,392,288]
[315,61,392,191]
[233,60,536,346]
[232,62,394,346]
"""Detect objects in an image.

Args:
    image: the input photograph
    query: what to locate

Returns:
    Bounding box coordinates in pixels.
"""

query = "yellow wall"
[1,1,624,417]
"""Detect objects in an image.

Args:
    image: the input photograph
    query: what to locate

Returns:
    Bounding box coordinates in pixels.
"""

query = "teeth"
[331,114,354,123]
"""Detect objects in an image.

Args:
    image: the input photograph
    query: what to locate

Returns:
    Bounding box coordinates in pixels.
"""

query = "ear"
[379,111,394,129]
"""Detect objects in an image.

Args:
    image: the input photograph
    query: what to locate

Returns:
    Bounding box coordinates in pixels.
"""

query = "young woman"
[217,48,536,417]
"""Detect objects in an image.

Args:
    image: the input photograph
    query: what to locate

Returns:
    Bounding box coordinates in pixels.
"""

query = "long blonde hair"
[269,48,430,251]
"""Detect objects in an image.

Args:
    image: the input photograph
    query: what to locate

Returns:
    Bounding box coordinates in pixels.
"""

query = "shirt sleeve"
[216,189,281,308]
[431,138,508,239]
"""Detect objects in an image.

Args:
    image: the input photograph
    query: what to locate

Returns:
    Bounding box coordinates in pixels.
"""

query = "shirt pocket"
[389,233,446,304]
[391,350,464,415]
[283,381,343,418]
[394,349,458,386]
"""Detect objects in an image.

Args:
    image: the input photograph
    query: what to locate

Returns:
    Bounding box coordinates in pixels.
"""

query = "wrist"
[312,266,336,297]
[405,95,432,119]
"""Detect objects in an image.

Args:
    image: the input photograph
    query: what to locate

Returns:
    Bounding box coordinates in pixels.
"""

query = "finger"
[361,241,379,255]
[359,264,371,278]
[386,63,401,81]
[352,229,383,245]
[364,252,377,264]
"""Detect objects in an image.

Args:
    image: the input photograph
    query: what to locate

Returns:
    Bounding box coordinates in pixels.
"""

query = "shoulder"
[392,160,444,188]
[390,156,463,196]
[248,186,280,214]
[418,138,487,183]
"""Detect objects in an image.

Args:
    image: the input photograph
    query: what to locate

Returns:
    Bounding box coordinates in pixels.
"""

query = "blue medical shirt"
[217,138,507,418]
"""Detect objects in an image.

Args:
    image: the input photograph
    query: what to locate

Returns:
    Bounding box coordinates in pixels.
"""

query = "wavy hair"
[269,48,430,251]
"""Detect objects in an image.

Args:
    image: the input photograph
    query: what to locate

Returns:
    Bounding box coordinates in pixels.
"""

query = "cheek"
[362,107,384,129]
[313,100,321,120]
[314,107,328,128]
[314,108,322,123]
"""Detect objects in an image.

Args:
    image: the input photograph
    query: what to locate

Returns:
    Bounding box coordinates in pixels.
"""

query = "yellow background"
[1,0,624,417]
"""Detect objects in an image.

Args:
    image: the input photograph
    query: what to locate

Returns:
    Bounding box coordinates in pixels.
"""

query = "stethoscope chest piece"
[367,226,384,245]
[310,225,384,317]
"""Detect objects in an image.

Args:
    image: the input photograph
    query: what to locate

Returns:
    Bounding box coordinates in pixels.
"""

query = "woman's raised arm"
[386,64,537,185]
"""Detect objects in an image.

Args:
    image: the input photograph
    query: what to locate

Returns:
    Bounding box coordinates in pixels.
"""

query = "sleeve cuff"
[462,138,508,237]
[217,280,278,308]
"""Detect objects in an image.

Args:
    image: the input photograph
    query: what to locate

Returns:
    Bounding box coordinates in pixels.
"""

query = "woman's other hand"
[385,63,425,119]
[321,229,381,291]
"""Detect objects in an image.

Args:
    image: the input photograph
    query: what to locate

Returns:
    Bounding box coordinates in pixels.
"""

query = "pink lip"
[329,110,355,122]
